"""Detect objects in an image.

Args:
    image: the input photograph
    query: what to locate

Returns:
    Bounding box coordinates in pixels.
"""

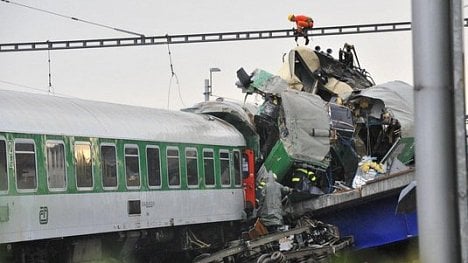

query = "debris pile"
[234,45,414,199]
[186,43,414,204]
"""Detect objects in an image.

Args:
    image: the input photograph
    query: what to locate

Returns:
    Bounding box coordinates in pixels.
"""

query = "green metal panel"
[262,140,294,182]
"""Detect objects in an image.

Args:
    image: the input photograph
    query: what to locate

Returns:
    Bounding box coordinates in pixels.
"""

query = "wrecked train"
[232,45,414,195]
[0,44,416,262]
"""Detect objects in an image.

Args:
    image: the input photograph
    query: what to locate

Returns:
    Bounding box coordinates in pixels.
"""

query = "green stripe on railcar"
[0,132,244,196]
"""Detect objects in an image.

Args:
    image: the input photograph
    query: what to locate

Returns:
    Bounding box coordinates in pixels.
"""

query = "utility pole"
[204,68,221,101]
[412,0,465,262]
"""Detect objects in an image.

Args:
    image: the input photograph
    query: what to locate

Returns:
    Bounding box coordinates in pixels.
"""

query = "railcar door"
[242,149,255,214]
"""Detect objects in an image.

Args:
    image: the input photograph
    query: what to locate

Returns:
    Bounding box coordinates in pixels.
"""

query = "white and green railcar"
[0,89,249,261]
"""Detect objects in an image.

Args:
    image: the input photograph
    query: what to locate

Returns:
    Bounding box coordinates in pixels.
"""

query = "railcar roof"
[0,89,245,146]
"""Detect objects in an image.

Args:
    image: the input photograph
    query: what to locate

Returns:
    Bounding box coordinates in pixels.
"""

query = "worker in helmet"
[288,14,314,45]
[339,43,354,67]
[290,167,323,201]
[255,177,267,208]
[257,171,291,232]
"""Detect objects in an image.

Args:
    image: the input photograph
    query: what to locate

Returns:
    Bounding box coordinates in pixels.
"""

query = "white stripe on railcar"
[0,189,244,243]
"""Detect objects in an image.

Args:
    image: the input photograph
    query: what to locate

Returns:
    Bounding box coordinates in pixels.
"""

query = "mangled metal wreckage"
[231,46,414,194]
[186,45,416,261]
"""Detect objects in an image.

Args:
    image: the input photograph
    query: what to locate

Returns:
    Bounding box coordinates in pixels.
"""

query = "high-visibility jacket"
[292,168,316,182]
[255,180,266,206]
[294,15,314,29]
[291,168,317,192]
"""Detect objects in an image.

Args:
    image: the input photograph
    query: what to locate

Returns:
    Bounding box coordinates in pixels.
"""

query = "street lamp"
[204,67,221,101]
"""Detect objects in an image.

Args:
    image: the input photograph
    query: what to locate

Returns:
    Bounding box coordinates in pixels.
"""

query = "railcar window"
[125,146,140,187]
[46,141,66,189]
[101,145,117,188]
[146,147,161,187]
[233,150,241,186]
[0,140,8,191]
[185,148,198,186]
[75,143,93,188]
[167,148,180,186]
[203,150,215,186]
[220,151,230,186]
[15,141,37,190]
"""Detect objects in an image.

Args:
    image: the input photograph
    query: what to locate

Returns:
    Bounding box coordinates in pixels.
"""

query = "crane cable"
[165,35,185,109]
[0,0,145,37]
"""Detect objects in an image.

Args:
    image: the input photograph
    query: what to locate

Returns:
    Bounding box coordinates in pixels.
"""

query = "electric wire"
[0,79,81,99]
[165,36,185,109]
[0,79,48,93]
[0,0,145,37]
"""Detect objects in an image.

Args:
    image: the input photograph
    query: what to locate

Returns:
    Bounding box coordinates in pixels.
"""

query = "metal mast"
[412,0,465,262]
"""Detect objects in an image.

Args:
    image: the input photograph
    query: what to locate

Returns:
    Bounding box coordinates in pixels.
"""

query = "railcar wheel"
[256,253,271,263]
[270,251,285,262]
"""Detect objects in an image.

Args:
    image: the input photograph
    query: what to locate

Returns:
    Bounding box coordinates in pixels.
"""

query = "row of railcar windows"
[0,138,242,193]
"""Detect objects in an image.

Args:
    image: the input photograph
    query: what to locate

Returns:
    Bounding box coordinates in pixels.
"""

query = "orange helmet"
[288,14,295,21]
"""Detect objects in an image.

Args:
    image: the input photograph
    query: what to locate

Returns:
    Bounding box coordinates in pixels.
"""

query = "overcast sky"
[0,0,450,110]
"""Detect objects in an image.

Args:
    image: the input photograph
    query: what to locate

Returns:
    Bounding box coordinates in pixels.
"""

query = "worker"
[288,14,314,45]
[290,167,323,201]
[255,177,267,208]
[339,43,354,67]
[257,172,291,232]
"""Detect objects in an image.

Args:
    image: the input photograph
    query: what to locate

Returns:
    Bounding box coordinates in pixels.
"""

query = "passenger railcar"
[0,89,252,262]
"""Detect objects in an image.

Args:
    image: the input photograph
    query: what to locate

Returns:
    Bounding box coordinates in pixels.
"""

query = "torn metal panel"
[277,46,320,92]
[277,46,374,101]
[279,90,330,164]
[345,81,414,164]
[182,99,260,157]
[349,80,414,137]
[245,69,289,95]
[261,141,294,182]
[329,103,354,138]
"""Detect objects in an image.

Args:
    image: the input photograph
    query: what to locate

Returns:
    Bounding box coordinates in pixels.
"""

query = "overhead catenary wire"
[0,79,78,98]
[0,0,145,37]
[0,79,48,93]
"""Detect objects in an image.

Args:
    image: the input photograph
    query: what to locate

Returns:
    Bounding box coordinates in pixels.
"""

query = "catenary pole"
[453,0,468,262]
[412,0,462,262]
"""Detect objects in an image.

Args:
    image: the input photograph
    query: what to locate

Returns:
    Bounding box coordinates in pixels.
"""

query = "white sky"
[0,0,454,110]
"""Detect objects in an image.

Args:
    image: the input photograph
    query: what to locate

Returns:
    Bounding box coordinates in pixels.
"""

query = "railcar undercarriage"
[0,221,242,263]
[192,217,353,263]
